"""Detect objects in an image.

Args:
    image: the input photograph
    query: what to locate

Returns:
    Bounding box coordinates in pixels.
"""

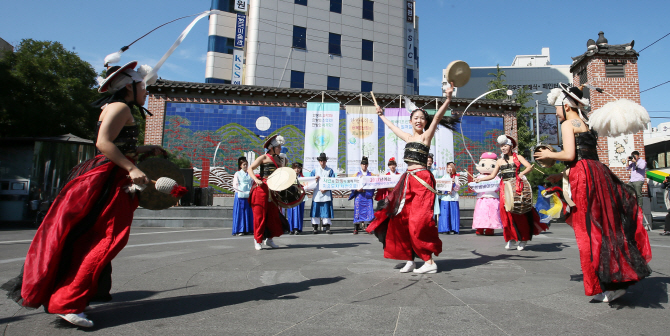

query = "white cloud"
[420,76,443,88]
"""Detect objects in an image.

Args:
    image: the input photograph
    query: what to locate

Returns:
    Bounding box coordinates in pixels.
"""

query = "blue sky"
[1,0,668,126]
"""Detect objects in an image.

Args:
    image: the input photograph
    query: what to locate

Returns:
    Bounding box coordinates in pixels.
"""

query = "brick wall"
[572,54,645,190]
[145,93,166,145]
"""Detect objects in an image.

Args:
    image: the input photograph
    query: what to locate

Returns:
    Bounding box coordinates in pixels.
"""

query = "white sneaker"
[602,289,626,303]
[592,292,606,302]
[505,240,517,250]
[57,313,94,328]
[413,262,437,274]
[399,261,415,273]
[254,242,262,250]
[264,238,279,248]
[517,241,527,251]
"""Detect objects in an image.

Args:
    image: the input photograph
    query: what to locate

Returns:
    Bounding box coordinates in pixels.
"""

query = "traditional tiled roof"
[149,79,521,109]
[570,32,637,71]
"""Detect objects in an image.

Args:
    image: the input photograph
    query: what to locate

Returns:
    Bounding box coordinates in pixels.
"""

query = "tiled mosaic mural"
[163,103,504,195]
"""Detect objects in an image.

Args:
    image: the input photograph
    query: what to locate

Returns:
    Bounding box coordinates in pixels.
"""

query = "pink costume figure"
[472,152,502,236]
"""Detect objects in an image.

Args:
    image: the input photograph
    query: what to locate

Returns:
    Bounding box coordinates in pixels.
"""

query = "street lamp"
[532,91,543,144]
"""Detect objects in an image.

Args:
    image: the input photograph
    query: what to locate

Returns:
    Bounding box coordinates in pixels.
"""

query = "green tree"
[167,150,192,169]
[0,39,100,139]
[486,65,508,100]
[514,85,537,157]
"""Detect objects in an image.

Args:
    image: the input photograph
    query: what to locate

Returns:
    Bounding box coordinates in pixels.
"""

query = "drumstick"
[370,91,379,107]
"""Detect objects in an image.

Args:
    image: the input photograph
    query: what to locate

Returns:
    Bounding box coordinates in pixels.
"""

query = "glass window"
[414,78,418,94]
[362,39,373,61]
[330,0,342,13]
[291,71,305,89]
[407,69,414,83]
[211,0,237,13]
[363,0,374,20]
[292,26,307,49]
[327,76,340,91]
[329,33,341,55]
[361,81,373,92]
[295,0,307,6]
[659,152,666,168]
[208,36,234,55]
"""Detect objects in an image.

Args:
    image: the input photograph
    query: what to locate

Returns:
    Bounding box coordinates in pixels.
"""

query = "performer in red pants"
[367,82,458,274]
[2,61,164,328]
[535,83,651,303]
[248,134,289,250]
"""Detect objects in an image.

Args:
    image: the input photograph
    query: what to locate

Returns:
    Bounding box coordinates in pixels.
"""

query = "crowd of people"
[1,75,654,328]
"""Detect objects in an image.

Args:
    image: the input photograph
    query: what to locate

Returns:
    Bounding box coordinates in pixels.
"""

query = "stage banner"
[320,177,359,190]
[425,109,454,178]
[383,108,412,173]
[360,174,401,189]
[303,102,340,172]
[435,177,453,192]
[468,179,499,193]
[346,106,379,175]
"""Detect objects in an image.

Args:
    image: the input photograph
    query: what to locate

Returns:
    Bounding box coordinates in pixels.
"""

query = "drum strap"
[409,170,440,195]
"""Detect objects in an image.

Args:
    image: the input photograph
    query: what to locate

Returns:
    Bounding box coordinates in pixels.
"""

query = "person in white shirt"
[308,153,335,234]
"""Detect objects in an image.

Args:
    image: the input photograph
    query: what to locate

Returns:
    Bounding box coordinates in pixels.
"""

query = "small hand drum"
[533,145,556,168]
[445,60,471,87]
[137,158,186,210]
[503,179,533,214]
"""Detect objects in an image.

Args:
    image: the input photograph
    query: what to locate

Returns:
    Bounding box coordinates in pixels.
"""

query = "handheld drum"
[533,145,557,168]
[266,167,306,209]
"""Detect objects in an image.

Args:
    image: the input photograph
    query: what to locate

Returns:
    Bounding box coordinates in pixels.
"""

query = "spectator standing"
[627,150,646,207]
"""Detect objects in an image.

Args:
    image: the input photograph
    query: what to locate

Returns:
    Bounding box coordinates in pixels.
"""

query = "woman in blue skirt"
[232,157,254,236]
[438,162,461,234]
[287,162,305,234]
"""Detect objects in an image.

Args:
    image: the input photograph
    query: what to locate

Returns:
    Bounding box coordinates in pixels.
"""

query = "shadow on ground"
[84,276,344,329]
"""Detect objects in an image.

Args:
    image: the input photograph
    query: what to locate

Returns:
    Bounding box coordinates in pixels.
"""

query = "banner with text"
[303,103,340,172]
[346,106,379,175]
[468,180,500,193]
[317,175,403,190]
[425,109,454,178]
[435,177,453,192]
[383,108,412,173]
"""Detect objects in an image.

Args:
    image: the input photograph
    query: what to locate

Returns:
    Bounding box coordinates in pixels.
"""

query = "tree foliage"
[0,39,100,139]
[167,150,193,169]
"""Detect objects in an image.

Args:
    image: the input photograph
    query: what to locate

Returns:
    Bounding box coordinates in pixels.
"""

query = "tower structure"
[570,31,642,181]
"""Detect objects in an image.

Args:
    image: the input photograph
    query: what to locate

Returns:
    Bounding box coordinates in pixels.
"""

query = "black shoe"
[660,231,670,236]
[289,231,295,235]
[295,230,301,235]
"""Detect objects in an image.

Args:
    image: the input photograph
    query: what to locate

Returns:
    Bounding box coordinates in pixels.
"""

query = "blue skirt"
[438,200,460,233]
[232,194,254,235]
[353,196,374,223]
[310,201,334,218]
[287,202,305,231]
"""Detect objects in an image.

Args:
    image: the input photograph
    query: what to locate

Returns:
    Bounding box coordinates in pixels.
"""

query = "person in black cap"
[308,153,335,234]
[350,156,375,234]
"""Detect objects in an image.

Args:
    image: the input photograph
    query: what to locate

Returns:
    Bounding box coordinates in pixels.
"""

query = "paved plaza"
[0,224,668,335]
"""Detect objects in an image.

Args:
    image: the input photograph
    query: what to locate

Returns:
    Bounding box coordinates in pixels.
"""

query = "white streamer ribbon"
[459,89,504,165]
[143,10,224,83]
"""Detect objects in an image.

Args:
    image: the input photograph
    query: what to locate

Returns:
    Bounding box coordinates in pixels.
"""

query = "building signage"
[406,26,414,65]
[232,49,244,85]
[406,1,414,23]
[234,13,246,48]
[234,0,248,12]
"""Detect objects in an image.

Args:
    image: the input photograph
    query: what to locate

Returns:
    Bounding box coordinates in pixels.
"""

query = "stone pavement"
[0,224,668,335]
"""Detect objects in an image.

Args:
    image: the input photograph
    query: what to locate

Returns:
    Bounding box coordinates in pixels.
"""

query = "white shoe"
[57,313,94,328]
[517,241,527,251]
[413,262,437,274]
[592,292,606,302]
[264,238,279,248]
[254,242,262,250]
[399,261,415,273]
[602,289,626,303]
[505,240,517,250]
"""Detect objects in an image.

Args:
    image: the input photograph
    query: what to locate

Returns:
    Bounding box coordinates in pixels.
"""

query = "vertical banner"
[234,0,249,12]
[232,49,244,85]
[383,108,412,173]
[425,109,454,178]
[405,25,414,66]
[346,106,379,175]
[303,102,340,172]
[608,134,635,168]
[234,13,246,48]
[406,1,414,23]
